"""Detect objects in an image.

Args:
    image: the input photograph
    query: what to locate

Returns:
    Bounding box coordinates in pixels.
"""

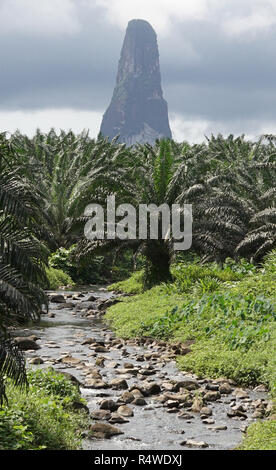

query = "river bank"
[10,286,273,451]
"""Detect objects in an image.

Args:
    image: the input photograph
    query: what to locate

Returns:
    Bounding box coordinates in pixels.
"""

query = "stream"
[13,286,269,451]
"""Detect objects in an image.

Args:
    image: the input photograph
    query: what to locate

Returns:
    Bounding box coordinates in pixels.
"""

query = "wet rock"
[109,413,129,424]
[109,378,128,390]
[252,410,265,419]
[85,369,102,379]
[95,357,105,367]
[119,391,135,404]
[227,409,248,419]
[208,425,227,431]
[100,399,119,412]
[166,400,179,409]
[130,388,145,399]
[14,337,40,351]
[49,294,66,303]
[178,412,195,420]
[253,385,268,393]
[206,383,220,391]
[202,418,215,425]
[181,440,209,448]
[191,396,204,413]
[28,357,44,364]
[85,379,109,389]
[219,382,233,395]
[90,423,124,439]
[142,382,161,396]
[132,397,147,406]
[138,368,156,376]
[60,355,82,366]
[233,389,249,399]
[94,346,109,353]
[81,337,97,345]
[90,410,112,421]
[117,405,134,417]
[204,391,221,402]
[124,362,135,369]
[87,295,97,302]
[200,406,213,417]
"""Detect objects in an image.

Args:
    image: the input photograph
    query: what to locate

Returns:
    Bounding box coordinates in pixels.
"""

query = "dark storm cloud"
[1,0,276,132]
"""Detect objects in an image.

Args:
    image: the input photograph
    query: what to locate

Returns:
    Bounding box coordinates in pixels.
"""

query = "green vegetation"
[0,368,89,450]
[1,130,276,449]
[106,252,276,449]
[45,267,75,290]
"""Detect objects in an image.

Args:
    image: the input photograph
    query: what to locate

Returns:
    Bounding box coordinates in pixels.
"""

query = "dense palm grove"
[0,129,275,439]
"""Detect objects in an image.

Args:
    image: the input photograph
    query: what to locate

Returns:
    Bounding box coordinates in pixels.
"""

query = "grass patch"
[237,421,276,450]
[108,270,145,294]
[0,368,89,450]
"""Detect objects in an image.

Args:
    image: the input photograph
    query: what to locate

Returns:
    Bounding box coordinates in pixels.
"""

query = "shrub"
[0,368,89,450]
[45,267,75,290]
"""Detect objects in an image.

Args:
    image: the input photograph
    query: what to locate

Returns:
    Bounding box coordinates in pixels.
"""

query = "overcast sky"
[1,0,276,143]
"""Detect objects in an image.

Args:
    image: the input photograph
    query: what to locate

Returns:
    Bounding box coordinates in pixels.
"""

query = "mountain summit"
[100,19,172,146]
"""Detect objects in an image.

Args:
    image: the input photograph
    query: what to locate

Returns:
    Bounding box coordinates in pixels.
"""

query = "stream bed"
[13,286,269,451]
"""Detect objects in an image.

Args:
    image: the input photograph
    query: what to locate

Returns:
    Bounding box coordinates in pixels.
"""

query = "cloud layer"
[1,0,276,142]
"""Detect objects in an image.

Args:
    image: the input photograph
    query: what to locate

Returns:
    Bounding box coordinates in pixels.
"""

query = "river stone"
[124,362,135,369]
[86,370,102,379]
[175,379,200,391]
[85,379,109,389]
[109,413,129,424]
[109,378,128,390]
[100,400,119,412]
[81,338,97,345]
[178,412,195,420]
[233,389,249,399]
[94,346,109,353]
[28,357,44,364]
[202,418,215,425]
[181,440,209,448]
[200,406,213,416]
[117,405,134,417]
[119,391,135,404]
[90,410,112,421]
[49,294,66,303]
[191,397,204,413]
[219,382,233,394]
[166,400,179,409]
[208,425,228,431]
[87,295,97,302]
[95,357,105,367]
[133,397,147,406]
[14,337,40,351]
[204,391,221,402]
[142,382,161,396]
[60,355,82,366]
[131,388,145,399]
[90,423,124,439]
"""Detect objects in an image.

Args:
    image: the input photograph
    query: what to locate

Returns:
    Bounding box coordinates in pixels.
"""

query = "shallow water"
[15,287,268,451]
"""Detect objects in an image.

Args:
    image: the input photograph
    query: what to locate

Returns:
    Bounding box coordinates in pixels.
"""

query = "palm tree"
[0,132,48,404]
[75,138,231,285]
[10,129,130,251]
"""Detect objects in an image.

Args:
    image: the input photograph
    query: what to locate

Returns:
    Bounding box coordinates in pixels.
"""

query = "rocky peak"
[100,19,172,146]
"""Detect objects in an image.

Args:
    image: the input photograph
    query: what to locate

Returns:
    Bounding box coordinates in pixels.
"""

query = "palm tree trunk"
[144,241,172,286]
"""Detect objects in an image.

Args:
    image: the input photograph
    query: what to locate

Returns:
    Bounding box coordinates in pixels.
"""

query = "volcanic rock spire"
[100,19,172,146]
